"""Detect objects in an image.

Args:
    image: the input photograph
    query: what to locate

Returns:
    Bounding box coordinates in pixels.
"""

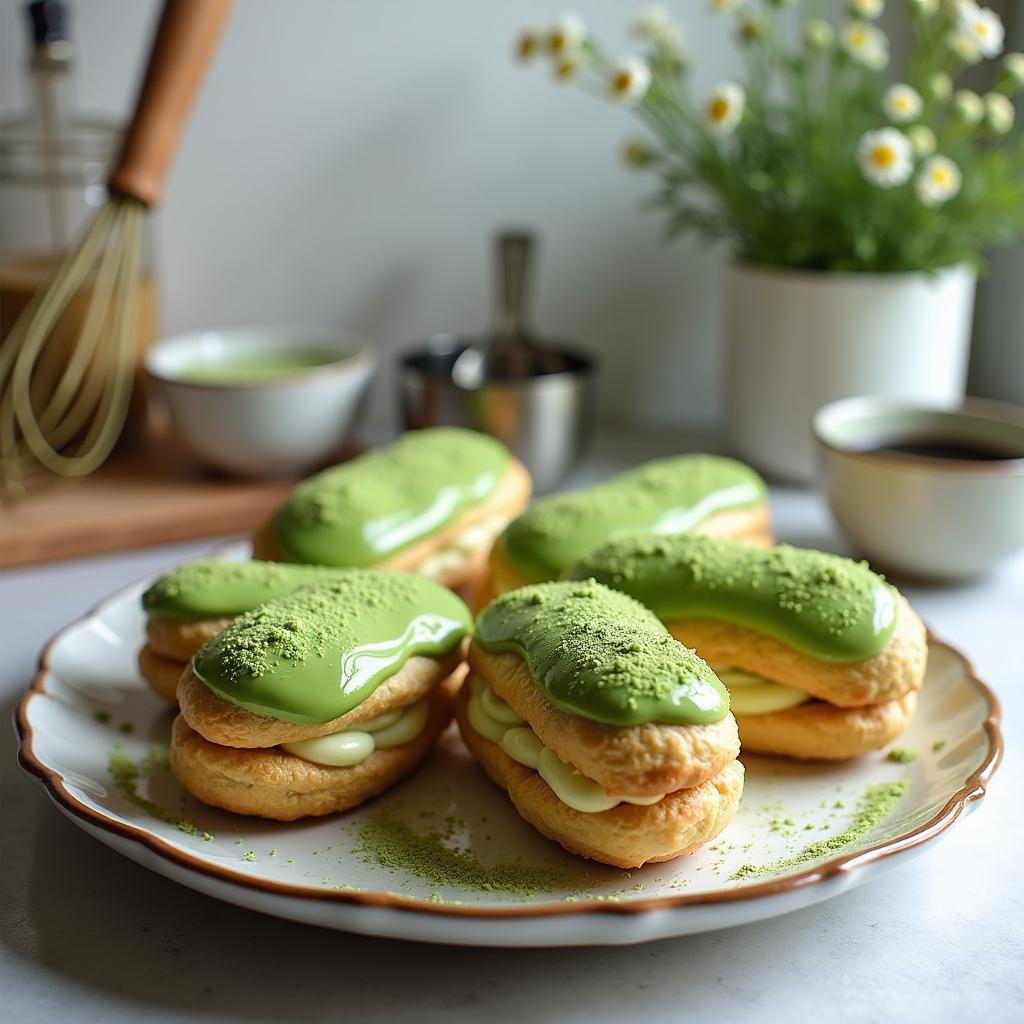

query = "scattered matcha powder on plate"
[730,778,910,881]
[354,815,570,898]
[887,747,918,764]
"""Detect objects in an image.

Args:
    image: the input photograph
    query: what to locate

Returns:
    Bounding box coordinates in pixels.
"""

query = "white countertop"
[2,431,1022,1023]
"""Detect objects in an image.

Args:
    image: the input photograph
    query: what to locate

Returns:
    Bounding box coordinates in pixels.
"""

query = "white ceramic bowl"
[146,326,376,478]
[812,396,1024,579]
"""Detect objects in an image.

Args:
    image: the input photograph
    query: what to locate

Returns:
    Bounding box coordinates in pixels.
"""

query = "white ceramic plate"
[17,547,1002,947]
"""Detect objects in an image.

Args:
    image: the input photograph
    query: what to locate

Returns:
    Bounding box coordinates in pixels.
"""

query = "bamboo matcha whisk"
[0,0,231,497]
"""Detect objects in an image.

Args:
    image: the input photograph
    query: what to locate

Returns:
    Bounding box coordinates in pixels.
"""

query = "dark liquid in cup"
[861,437,1024,461]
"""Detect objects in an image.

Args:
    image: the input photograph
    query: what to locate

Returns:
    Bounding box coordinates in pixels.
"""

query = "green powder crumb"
[731,778,910,880]
[354,815,570,897]
[107,743,203,838]
[118,722,134,735]
[269,849,278,857]
[834,800,846,809]
[235,838,244,845]
[202,832,214,842]
[242,851,256,863]
[93,710,111,724]
[804,823,815,831]
[932,740,947,752]
[887,747,918,764]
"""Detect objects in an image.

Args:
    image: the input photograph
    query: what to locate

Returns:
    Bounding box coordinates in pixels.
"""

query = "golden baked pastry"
[168,572,472,821]
[485,454,770,601]
[456,580,744,868]
[571,534,928,761]
[252,427,531,602]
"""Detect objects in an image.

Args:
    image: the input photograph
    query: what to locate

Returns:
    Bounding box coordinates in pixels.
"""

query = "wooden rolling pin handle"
[108,0,231,207]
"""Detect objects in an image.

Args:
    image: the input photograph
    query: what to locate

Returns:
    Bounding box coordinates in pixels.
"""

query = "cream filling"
[467,675,666,813]
[280,699,429,766]
[414,512,510,581]
[714,666,810,716]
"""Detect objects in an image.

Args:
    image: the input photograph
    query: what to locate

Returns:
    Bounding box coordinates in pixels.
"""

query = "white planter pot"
[724,263,977,482]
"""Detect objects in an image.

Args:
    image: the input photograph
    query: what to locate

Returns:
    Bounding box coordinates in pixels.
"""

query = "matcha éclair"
[485,454,771,605]
[456,580,744,868]
[139,561,349,702]
[252,428,531,601]
[570,535,928,761]
[170,573,472,821]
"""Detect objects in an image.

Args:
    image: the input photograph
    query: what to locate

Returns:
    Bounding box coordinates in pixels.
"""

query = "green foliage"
[521,2,1024,273]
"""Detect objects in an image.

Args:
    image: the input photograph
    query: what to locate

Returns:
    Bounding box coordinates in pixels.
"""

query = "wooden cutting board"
[0,429,345,569]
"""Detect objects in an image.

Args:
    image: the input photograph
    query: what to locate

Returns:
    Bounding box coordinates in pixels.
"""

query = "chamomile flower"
[929,72,953,101]
[705,82,746,136]
[841,21,889,68]
[857,128,913,188]
[958,5,1004,58]
[1003,53,1024,88]
[850,0,884,20]
[947,30,982,65]
[622,139,657,167]
[915,156,962,206]
[985,92,1015,133]
[805,20,835,51]
[708,0,746,12]
[515,26,543,63]
[553,54,586,82]
[634,5,686,60]
[883,84,923,123]
[548,14,587,58]
[908,124,937,157]
[952,89,985,124]
[609,57,652,105]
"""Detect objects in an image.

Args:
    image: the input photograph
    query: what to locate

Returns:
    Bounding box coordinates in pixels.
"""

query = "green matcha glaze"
[474,580,729,727]
[142,561,343,621]
[497,455,765,583]
[272,428,509,566]
[571,534,898,664]
[192,573,471,724]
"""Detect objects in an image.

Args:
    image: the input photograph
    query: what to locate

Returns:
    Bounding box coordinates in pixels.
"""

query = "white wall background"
[1,0,747,435]
[2,1,1019,435]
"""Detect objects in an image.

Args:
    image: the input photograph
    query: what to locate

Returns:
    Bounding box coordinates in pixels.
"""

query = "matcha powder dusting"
[731,778,911,881]
[354,816,568,898]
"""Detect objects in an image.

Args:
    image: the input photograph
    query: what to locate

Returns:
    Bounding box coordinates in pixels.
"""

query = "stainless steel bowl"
[399,334,597,493]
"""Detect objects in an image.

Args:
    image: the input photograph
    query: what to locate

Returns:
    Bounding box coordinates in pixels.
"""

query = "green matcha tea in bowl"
[146,325,376,477]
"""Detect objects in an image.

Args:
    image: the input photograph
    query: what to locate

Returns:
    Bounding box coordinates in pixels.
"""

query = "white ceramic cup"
[812,396,1024,579]
[145,326,376,478]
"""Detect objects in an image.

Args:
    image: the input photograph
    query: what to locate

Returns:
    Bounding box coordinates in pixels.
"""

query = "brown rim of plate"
[15,572,1004,920]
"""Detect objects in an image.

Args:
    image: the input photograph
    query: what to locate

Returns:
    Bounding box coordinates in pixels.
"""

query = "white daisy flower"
[805,20,835,51]
[915,155,962,206]
[947,31,982,65]
[622,139,656,167]
[985,92,1015,133]
[514,26,544,63]
[548,13,587,58]
[958,5,1004,58]
[841,21,889,68]
[857,128,913,188]
[929,72,953,101]
[704,82,746,136]
[952,89,985,124]
[883,84,923,123]
[1003,53,1024,88]
[553,54,587,82]
[851,0,885,20]
[609,57,652,105]
[634,5,686,60]
[908,124,937,157]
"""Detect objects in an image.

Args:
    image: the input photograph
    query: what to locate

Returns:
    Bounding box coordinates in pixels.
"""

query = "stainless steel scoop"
[451,231,569,389]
